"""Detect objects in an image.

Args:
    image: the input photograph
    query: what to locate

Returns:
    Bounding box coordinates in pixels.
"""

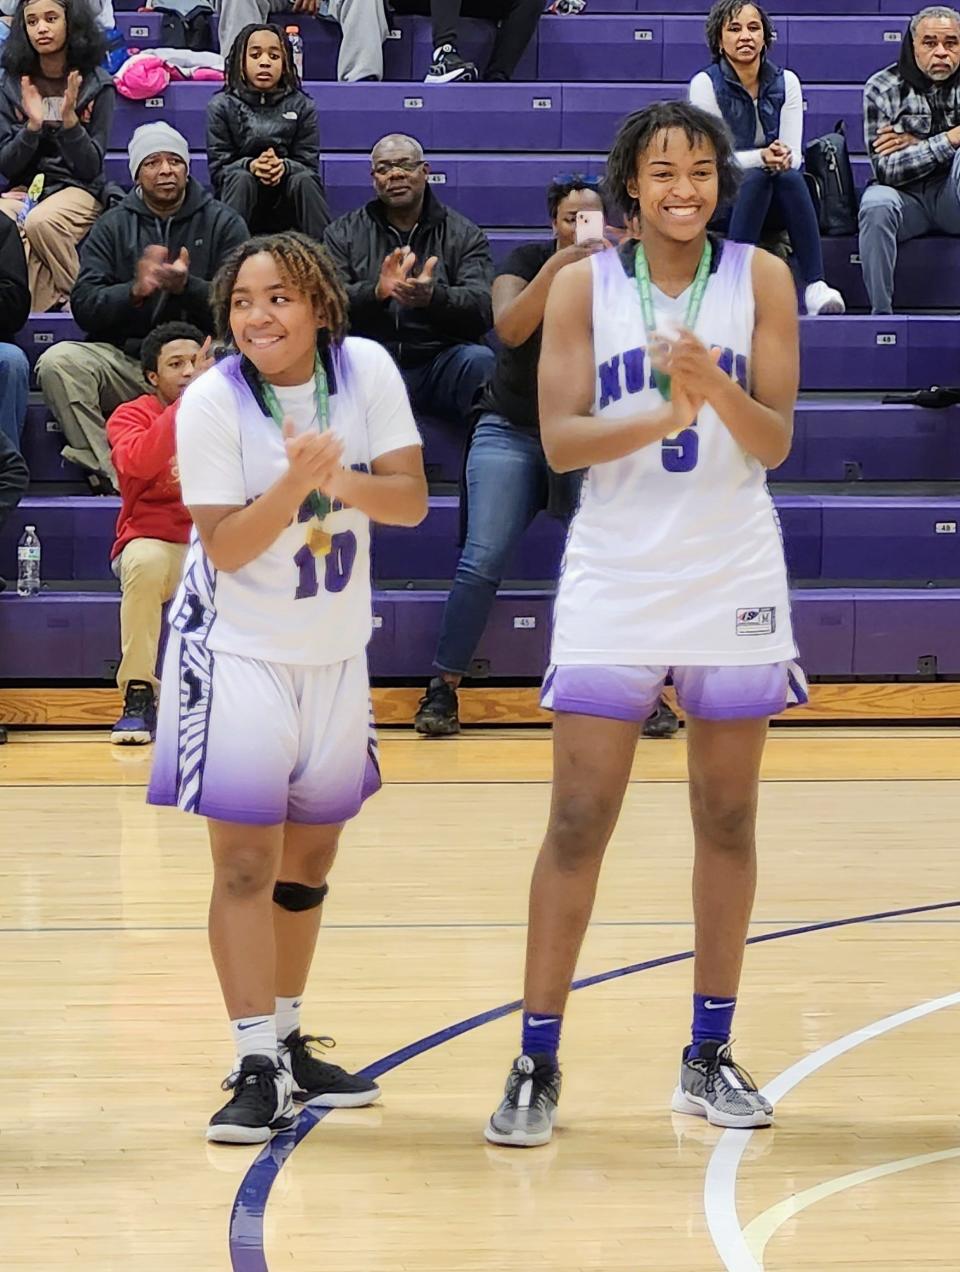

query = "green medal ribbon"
[633,239,712,401]
[260,352,331,520]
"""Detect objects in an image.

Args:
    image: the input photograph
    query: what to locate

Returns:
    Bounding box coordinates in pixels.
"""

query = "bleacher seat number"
[404,97,423,109]
[514,617,537,629]
[633,30,653,41]
[145,97,164,108]
[876,334,897,345]
[130,25,149,37]
[533,98,553,110]
[45,419,62,433]
[883,31,902,41]
[849,253,862,265]
[935,522,957,534]
[372,616,384,629]
[427,173,447,184]
[386,29,401,40]
[33,332,53,345]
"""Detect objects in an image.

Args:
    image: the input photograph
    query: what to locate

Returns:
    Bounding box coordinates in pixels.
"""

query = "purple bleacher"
[799,316,909,390]
[411,16,537,80]
[820,496,960,580]
[0,593,121,679]
[15,315,85,374]
[906,318,959,387]
[116,11,162,47]
[852,590,960,674]
[0,498,118,582]
[775,496,822,579]
[791,589,856,674]
[539,16,663,82]
[418,417,465,484]
[790,402,960,482]
[18,405,87,485]
[788,17,904,82]
[113,83,217,148]
[820,237,960,310]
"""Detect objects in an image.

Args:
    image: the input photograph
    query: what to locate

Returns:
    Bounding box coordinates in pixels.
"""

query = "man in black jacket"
[0,425,29,742]
[323,133,494,434]
[0,214,31,450]
[36,122,247,491]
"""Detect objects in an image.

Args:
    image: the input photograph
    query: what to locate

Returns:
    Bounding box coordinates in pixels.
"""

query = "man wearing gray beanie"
[34,121,247,492]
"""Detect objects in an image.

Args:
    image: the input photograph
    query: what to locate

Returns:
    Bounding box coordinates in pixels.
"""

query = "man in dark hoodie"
[323,132,494,434]
[35,122,247,491]
[0,213,31,450]
[860,5,960,312]
[207,22,329,239]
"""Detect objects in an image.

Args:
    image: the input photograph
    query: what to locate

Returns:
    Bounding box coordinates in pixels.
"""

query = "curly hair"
[211,232,349,350]
[1,0,107,79]
[140,321,206,377]
[704,0,775,61]
[223,22,300,95]
[605,100,740,221]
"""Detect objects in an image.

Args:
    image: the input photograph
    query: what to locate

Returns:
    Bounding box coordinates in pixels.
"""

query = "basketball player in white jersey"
[485,102,806,1147]
[147,232,426,1143]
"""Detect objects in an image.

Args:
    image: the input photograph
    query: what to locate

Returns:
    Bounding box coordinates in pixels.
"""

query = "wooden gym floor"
[1,725,958,1271]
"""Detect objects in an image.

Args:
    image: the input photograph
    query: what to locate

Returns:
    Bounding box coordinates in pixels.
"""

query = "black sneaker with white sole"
[111,680,157,745]
[642,698,679,739]
[206,1054,295,1144]
[671,1041,773,1128]
[280,1031,381,1108]
[425,43,478,83]
[485,1053,561,1147]
[414,677,460,737]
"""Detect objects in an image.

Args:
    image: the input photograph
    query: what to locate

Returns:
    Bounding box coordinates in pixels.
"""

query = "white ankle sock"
[230,1014,278,1065]
[275,996,303,1045]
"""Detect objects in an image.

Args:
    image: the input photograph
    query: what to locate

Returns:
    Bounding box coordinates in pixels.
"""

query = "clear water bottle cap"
[25,525,35,532]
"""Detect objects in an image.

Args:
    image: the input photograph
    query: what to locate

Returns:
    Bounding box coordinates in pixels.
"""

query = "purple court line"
[228,897,960,1270]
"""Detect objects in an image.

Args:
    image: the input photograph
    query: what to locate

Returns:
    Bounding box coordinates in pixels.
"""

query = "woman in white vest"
[485,101,806,1148]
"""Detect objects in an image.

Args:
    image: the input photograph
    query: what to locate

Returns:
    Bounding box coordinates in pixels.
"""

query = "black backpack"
[153,3,215,53]
[804,120,859,236]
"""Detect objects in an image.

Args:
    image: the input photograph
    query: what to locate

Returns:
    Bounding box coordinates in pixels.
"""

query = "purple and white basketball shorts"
[147,632,381,826]
[540,660,809,723]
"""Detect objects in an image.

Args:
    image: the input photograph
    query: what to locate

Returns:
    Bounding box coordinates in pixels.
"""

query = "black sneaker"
[642,698,679,739]
[425,43,478,83]
[206,1055,295,1144]
[485,1053,562,1147]
[280,1031,381,1108]
[414,677,460,737]
[671,1041,773,1129]
[111,680,157,746]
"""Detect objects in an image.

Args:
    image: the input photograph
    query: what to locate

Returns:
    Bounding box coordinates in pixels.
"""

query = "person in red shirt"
[107,321,209,744]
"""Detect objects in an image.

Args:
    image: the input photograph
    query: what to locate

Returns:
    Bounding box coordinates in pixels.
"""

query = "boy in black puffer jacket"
[206,23,330,241]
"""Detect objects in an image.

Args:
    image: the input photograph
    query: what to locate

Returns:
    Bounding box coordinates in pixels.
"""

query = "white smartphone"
[575,209,605,245]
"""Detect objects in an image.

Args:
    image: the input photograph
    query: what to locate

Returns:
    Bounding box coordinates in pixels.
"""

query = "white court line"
[704,990,960,1272]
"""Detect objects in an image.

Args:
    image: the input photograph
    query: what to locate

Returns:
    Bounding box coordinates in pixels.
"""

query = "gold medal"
[306,520,332,558]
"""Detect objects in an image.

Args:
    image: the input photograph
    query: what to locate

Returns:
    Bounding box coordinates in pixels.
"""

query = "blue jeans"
[434,412,549,676]
[728,167,824,286]
[0,342,29,449]
[401,343,496,428]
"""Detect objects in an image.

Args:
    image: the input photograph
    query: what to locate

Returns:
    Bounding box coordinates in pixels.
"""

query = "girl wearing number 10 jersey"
[486,102,807,1148]
[148,232,426,1144]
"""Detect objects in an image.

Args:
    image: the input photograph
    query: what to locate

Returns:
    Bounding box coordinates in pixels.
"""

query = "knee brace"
[272,880,329,912]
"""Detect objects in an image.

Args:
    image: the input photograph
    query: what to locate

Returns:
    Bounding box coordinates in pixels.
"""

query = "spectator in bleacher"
[107,321,209,746]
[36,121,247,492]
[689,0,845,316]
[859,5,960,313]
[0,0,115,313]
[1,0,116,37]
[392,0,542,83]
[207,22,330,240]
[0,211,30,449]
[216,0,389,82]
[324,132,494,436]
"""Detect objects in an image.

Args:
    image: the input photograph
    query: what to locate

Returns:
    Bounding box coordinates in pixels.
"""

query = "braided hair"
[212,232,350,351]
[223,22,300,94]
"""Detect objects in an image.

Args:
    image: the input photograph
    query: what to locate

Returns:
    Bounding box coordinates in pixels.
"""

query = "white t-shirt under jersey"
[173,337,421,667]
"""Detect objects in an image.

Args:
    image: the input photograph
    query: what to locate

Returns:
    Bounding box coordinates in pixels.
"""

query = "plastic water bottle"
[17,525,41,597]
[17,173,44,227]
[286,25,304,80]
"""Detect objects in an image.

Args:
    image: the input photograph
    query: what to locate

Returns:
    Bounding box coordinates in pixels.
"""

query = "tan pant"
[36,340,143,484]
[0,186,102,313]
[116,538,188,693]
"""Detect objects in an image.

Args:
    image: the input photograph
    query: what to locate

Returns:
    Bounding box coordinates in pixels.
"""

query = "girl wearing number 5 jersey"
[148,231,426,1144]
[485,102,807,1148]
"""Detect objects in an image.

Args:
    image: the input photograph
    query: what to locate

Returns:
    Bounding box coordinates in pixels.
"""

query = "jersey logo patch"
[737,607,776,636]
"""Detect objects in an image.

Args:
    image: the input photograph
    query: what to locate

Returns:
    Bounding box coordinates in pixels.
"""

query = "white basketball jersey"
[170,338,421,667]
[551,240,797,667]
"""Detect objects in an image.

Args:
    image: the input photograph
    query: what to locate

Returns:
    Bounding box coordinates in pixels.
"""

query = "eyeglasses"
[552,172,602,187]
[372,159,425,177]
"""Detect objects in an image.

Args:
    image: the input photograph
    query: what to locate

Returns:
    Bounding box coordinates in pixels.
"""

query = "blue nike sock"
[521,1010,562,1066]
[690,992,736,1054]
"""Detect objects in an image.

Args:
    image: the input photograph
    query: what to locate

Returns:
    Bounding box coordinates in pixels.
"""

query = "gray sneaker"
[484,1054,561,1147]
[671,1041,773,1128]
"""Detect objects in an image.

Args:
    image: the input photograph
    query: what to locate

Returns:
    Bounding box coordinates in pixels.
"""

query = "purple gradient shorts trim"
[147,634,382,826]
[540,661,809,723]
